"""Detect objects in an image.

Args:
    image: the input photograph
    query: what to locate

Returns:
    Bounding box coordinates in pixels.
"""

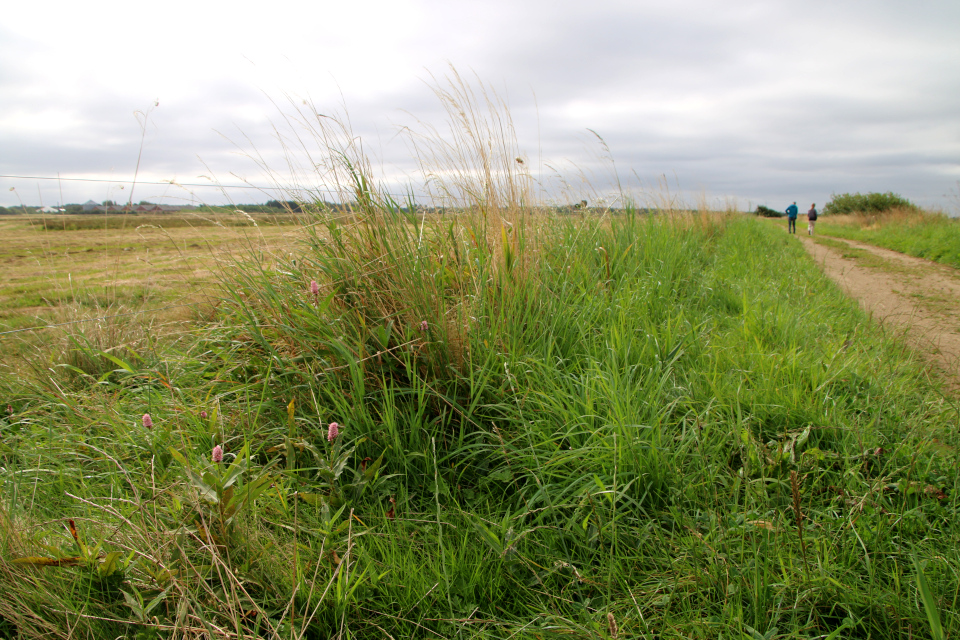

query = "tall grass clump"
[1,70,959,639]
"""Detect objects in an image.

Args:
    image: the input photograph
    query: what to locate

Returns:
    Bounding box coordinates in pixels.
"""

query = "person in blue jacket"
[785,202,799,234]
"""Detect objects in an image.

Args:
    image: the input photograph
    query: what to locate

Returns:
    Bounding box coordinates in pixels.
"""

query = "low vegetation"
[816,209,960,270]
[0,214,297,363]
[822,192,919,217]
[754,205,782,218]
[1,79,958,639]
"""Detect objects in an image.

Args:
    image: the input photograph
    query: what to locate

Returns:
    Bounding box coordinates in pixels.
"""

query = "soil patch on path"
[798,233,960,393]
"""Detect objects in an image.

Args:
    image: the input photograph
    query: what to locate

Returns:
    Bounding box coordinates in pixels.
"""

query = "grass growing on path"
[1,206,958,639]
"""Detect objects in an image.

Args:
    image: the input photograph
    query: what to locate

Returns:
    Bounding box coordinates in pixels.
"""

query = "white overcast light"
[1,0,958,211]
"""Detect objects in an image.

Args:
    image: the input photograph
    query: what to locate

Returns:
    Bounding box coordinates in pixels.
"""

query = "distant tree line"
[753,205,782,217]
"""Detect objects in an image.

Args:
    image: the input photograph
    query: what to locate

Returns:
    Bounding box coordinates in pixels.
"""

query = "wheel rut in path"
[798,234,960,394]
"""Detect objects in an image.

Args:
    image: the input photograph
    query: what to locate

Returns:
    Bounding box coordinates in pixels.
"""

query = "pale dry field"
[0,214,301,359]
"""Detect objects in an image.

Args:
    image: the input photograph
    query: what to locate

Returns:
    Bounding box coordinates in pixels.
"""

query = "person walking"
[807,203,818,235]
[785,202,798,234]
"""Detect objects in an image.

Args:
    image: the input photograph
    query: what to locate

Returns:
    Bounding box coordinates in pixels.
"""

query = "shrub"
[823,191,918,216]
[755,205,782,217]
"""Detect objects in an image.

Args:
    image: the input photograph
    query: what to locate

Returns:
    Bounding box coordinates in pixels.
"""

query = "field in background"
[0,214,300,363]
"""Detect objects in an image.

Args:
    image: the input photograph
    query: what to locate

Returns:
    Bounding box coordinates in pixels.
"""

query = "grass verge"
[817,210,960,269]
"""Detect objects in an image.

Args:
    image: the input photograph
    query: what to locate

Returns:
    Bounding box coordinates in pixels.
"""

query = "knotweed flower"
[310,280,319,296]
[142,413,153,429]
[212,444,223,463]
[200,410,208,419]
[420,320,428,332]
[327,422,340,442]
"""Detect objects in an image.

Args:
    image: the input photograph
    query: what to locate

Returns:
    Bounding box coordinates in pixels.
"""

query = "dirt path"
[798,233,960,393]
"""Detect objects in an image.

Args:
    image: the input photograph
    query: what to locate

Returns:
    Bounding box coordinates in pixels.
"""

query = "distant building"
[82,200,99,212]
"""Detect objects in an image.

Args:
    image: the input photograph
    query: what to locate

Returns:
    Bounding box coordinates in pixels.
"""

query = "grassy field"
[0,200,958,639]
[816,209,960,269]
[2,83,959,638]
[0,214,300,370]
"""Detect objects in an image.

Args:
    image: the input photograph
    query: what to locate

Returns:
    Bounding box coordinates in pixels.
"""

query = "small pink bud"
[5,405,11,415]
[420,320,428,332]
[200,410,208,419]
[212,445,223,463]
[310,280,319,296]
[142,413,153,429]
[327,422,340,442]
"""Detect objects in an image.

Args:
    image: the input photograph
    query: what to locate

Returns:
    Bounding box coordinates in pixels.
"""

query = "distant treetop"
[823,192,918,216]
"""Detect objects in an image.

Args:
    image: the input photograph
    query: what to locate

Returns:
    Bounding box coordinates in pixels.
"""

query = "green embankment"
[0,212,957,639]
[818,213,960,270]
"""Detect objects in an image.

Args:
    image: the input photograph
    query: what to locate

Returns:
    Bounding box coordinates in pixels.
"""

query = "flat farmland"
[0,214,301,357]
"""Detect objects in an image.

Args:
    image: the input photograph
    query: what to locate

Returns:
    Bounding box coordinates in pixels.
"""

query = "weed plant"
[1,78,958,639]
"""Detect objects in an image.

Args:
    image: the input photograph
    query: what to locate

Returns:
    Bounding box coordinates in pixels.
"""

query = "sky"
[1,0,958,212]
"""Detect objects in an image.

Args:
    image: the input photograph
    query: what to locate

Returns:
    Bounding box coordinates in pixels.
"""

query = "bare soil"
[799,233,960,393]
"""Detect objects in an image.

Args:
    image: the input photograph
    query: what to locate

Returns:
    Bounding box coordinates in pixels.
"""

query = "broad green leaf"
[168,447,188,466]
[222,456,249,489]
[98,351,135,373]
[99,551,123,577]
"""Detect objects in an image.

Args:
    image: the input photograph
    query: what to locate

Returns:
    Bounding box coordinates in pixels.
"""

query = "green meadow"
[1,89,958,639]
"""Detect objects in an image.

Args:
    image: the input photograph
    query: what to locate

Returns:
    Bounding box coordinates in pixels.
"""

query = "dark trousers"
[788,218,796,233]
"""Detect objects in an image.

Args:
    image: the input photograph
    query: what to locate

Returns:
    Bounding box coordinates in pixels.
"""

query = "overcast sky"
[2,0,958,212]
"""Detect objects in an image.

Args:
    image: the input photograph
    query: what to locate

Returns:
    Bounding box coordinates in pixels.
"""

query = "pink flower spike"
[142,413,153,429]
[212,445,223,463]
[310,280,319,296]
[327,422,340,442]
[420,320,428,332]
[200,411,208,419]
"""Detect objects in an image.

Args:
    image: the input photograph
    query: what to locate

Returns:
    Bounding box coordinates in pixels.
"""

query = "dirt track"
[798,233,960,393]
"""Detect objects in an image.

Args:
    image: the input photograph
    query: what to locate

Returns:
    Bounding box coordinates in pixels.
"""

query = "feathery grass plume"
[607,612,618,639]
[216,65,552,393]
